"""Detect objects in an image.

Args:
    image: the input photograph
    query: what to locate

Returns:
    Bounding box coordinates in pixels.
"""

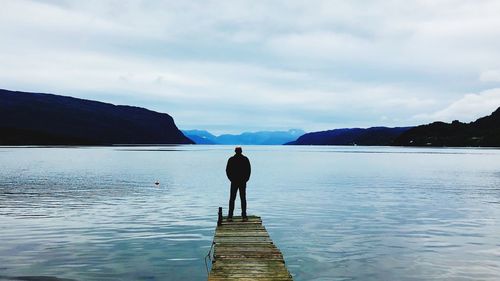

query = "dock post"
[217,207,223,226]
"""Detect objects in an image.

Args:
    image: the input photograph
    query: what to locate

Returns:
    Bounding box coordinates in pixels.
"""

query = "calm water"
[1,145,499,281]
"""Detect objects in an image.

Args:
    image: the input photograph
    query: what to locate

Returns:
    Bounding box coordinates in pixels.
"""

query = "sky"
[1,0,500,134]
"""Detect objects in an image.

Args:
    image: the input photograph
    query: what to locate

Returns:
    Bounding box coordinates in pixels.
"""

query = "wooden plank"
[214,247,281,252]
[219,224,267,232]
[211,264,288,269]
[212,260,286,266]
[208,214,293,281]
[214,237,273,243]
[216,228,268,231]
[215,232,270,237]
[211,272,291,277]
[211,276,291,279]
[215,247,281,252]
[219,221,263,225]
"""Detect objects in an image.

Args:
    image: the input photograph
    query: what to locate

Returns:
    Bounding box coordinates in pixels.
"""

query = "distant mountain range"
[286,127,412,145]
[286,107,500,147]
[2,88,499,147]
[183,129,305,145]
[0,89,193,145]
[393,107,500,147]
[181,129,218,144]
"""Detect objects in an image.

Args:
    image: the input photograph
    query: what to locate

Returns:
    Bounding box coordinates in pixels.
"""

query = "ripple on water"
[1,145,500,280]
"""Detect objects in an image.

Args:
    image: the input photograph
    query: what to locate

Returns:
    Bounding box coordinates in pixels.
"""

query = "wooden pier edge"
[208,208,293,281]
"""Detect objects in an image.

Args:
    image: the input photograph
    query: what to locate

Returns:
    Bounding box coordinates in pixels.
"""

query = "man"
[226,146,251,222]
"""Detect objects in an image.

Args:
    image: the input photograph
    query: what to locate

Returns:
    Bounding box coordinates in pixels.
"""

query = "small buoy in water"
[155,181,160,186]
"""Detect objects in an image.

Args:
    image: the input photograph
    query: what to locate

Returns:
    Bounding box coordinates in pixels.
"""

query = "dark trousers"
[228,181,247,218]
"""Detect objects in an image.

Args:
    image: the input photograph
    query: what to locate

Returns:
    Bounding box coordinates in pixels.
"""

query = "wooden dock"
[207,211,293,281]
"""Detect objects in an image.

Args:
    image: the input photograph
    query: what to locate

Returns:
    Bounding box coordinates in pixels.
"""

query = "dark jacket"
[226,154,251,183]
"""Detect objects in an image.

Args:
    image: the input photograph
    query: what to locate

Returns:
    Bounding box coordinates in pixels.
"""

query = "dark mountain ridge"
[0,89,193,145]
[286,126,412,145]
[393,107,500,147]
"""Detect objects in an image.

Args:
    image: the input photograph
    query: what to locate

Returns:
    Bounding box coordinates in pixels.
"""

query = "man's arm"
[226,158,232,181]
[245,157,251,182]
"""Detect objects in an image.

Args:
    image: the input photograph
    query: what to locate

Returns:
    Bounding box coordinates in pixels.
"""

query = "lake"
[0,145,499,281]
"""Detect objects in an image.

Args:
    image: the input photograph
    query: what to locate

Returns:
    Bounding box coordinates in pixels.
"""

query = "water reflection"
[0,146,499,280]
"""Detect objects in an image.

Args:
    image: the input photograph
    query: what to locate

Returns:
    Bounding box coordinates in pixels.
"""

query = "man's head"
[235,147,242,154]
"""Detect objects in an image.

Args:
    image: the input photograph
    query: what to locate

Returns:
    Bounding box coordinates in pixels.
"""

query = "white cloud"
[480,70,500,82]
[414,88,500,123]
[2,0,500,132]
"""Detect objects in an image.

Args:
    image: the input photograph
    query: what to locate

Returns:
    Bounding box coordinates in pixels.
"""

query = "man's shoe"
[242,217,248,222]
[227,217,233,222]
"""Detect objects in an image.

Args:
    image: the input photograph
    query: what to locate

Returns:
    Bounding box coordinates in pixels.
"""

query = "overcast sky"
[2,0,500,134]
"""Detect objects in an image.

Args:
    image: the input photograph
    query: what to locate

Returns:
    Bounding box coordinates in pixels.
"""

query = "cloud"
[2,0,500,132]
[480,70,500,82]
[414,88,500,123]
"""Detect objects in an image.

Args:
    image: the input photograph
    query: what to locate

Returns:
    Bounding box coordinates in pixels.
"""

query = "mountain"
[286,127,412,145]
[183,129,305,145]
[393,107,500,147]
[217,129,305,145]
[0,89,193,145]
[182,130,217,144]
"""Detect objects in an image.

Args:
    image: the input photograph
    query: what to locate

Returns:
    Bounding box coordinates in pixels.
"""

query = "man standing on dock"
[226,146,251,222]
